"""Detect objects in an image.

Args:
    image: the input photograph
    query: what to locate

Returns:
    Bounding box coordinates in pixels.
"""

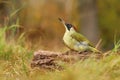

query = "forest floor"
[0,27,120,80]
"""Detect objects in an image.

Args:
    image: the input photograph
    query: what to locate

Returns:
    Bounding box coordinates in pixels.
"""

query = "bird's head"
[58,18,77,31]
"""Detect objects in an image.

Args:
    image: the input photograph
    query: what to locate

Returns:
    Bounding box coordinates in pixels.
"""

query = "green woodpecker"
[58,18,101,53]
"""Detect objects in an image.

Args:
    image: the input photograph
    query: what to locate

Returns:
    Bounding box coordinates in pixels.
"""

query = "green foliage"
[0,24,22,60]
[0,27,11,60]
[0,25,33,80]
[112,40,120,53]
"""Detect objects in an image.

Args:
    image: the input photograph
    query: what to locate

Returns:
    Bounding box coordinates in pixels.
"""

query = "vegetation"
[0,0,120,80]
[0,0,120,50]
[0,26,120,80]
[0,26,33,80]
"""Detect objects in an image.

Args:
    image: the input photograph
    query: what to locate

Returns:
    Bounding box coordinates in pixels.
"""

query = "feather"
[71,31,94,47]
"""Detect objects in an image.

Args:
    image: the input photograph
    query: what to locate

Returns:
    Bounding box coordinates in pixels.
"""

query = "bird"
[58,18,101,53]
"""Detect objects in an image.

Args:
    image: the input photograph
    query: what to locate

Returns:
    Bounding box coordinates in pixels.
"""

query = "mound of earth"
[31,50,103,70]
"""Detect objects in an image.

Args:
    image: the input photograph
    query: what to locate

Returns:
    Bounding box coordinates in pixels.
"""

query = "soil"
[31,50,103,70]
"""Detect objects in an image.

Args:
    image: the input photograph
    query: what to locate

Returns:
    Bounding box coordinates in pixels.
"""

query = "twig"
[95,39,102,49]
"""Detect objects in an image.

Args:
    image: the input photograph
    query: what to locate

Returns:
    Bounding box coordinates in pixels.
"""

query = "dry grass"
[0,26,120,80]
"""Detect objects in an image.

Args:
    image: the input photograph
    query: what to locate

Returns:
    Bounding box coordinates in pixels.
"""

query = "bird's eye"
[65,24,72,30]
[66,24,72,27]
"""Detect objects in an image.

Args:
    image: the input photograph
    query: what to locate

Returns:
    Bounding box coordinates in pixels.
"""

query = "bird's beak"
[58,18,74,31]
[58,18,66,26]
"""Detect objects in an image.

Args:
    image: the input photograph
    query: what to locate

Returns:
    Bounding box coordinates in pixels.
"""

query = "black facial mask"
[65,23,72,31]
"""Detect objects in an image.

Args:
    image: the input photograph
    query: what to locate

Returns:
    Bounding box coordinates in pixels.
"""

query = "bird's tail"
[89,46,102,53]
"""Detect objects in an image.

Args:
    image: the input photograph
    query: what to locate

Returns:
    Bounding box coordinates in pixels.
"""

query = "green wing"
[71,32,94,47]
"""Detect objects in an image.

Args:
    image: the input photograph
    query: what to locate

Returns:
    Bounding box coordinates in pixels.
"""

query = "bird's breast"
[63,32,78,49]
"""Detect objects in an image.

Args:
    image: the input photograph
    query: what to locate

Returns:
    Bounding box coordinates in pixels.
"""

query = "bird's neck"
[64,29,75,36]
[70,28,76,33]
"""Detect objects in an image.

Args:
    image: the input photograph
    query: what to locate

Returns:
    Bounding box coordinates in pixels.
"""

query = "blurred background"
[0,0,120,51]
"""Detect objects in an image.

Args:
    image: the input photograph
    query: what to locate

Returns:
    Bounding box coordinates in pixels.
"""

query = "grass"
[0,26,120,80]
